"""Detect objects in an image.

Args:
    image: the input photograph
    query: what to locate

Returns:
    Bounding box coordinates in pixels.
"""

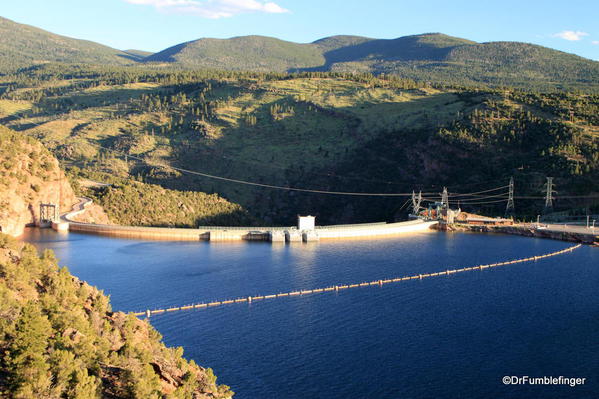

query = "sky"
[2,0,599,60]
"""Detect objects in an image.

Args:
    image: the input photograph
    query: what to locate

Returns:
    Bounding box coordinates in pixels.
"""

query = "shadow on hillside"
[163,91,469,224]
[293,36,458,73]
[47,86,158,108]
[117,53,147,63]
[194,208,261,227]
[129,209,259,228]
[143,42,189,63]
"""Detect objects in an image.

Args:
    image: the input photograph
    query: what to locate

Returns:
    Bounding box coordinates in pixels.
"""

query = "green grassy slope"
[0,17,134,71]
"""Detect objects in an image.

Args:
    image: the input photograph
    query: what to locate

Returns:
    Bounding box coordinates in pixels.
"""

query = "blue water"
[22,229,599,398]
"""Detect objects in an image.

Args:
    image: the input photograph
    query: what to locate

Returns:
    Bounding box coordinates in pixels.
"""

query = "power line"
[505,177,515,217]
[441,187,449,208]
[514,195,599,199]
[452,193,509,202]
[411,191,422,215]
[6,114,529,196]
[11,113,599,204]
[8,112,444,189]
[451,199,510,205]
[544,177,556,212]
[397,198,412,213]
[8,113,442,195]
[423,192,510,202]
[102,146,521,201]
[218,154,418,187]
[98,146,427,197]
[447,185,510,197]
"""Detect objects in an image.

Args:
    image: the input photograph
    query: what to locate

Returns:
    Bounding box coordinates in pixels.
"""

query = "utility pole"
[411,191,422,216]
[544,177,556,214]
[441,187,449,209]
[505,177,515,217]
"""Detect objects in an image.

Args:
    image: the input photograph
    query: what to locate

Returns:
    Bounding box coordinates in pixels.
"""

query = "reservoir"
[22,229,599,398]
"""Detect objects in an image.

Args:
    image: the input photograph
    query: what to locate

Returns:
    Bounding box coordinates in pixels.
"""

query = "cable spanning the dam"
[132,243,582,318]
[12,113,599,207]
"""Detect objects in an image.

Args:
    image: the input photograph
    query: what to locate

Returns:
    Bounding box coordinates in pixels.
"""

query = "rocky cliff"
[0,125,109,235]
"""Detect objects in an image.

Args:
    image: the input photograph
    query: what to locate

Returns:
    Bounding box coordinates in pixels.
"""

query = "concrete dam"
[51,197,438,242]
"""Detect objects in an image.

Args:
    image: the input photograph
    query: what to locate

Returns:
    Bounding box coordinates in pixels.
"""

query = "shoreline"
[437,223,599,246]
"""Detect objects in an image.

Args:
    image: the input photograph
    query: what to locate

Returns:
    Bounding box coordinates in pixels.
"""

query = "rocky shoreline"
[436,223,599,246]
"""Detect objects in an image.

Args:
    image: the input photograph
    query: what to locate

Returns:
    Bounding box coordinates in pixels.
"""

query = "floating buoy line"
[132,244,582,318]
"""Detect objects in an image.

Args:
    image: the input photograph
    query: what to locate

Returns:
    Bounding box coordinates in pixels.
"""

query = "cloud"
[593,41,599,45]
[125,0,289,18]
[552,30,589,41]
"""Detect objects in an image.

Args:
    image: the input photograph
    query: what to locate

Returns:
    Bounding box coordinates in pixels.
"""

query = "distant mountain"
[144,33,599,90]
[143,33,480,71]
[314,33,476,65]
[144,35,325,71]
[1,14,597,91]
[0,16,134,70]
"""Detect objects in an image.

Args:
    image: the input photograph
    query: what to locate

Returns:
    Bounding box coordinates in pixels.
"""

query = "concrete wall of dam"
[53,198,438,242]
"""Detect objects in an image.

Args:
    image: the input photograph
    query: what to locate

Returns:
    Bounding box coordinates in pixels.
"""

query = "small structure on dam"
[298,215,316,231]
[276,215,320,243]
[39,203,59,228]
[296,215,319,243]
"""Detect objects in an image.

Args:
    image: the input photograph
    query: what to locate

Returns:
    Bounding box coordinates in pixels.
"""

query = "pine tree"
[7,303,53,398]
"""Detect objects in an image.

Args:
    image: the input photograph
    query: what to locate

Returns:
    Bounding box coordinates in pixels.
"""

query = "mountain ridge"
[1,15,598,90]
[0,16,135,70]
[141,32,599,89]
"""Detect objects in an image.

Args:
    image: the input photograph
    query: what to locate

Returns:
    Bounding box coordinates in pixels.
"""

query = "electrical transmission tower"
[411,191,422,215]
[544,177,556,213]
[441,187,449,209]
[505,177,515,217]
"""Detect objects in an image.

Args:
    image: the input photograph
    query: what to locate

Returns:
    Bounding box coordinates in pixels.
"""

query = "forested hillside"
[79,178,260,228]
[0,17,134,72]
[144,35,324,72]
[0,234,233,398]
[144,33,599,91]
[1,65,597,225]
